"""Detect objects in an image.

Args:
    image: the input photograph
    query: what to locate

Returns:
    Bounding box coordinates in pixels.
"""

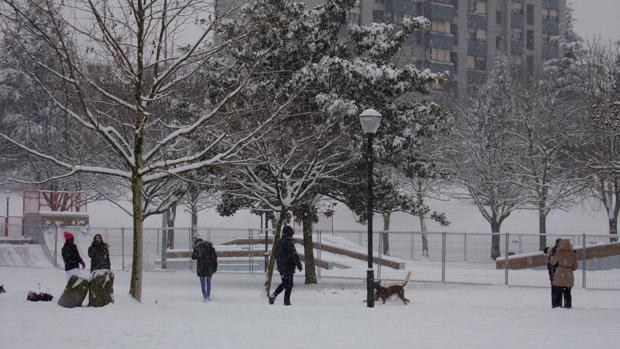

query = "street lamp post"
[359,108,382,308]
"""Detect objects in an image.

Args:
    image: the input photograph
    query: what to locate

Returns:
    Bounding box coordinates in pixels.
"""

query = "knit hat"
[64,231,74,240]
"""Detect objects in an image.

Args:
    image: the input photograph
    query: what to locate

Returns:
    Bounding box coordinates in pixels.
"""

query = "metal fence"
[3,225,619,290]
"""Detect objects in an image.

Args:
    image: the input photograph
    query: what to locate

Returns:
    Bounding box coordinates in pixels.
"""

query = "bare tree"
[448,56,524,260]
[0,0,287,301]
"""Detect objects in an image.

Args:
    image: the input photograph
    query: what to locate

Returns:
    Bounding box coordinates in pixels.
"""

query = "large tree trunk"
[417,191,429,257]
[264,209,286,295]
[611,178,620,242]
[302,212,317,284]
[419,215,429,258]
[381,212,390,256]
[538,205,547,250]
[129,173,144,302]
[490,219,501,260]
[160,211,167,270]
[166,204,177,249]
[191,205,199,243]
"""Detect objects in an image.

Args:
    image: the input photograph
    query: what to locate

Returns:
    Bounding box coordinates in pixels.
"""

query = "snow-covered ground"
[1,266,619,349]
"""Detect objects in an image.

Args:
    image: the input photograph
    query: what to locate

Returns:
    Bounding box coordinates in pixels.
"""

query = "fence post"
[121,227,125,272]
[518,234,523,254]
[441,232,446,283]
[582,233,587,289]
[504,232,509,286]
[463,233,467,262]
[410,231,415,260]
[377,231,383,281]
[249,228,253,275]
[317,230,322,279]
[53,224,59,268]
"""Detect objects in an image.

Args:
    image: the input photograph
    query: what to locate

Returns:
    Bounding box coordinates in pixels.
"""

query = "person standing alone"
[268,225,302,306]
[550,239,578,308]
[191,238,218,302]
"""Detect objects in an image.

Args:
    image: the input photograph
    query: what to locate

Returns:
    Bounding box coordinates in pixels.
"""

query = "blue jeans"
[199,276,212,299]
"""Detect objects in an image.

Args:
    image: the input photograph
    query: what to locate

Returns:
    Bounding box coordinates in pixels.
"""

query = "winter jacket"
[275,234,302,275]
[191,241,218,277]
[62,241,84,271]
[550,240,578,288]
[88,242,111,270]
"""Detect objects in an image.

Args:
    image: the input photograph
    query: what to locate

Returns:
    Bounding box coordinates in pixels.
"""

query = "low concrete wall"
[496,242,620,270]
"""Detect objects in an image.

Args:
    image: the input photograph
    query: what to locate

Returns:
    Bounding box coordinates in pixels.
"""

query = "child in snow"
[268,225,303,306]
[61,232,85,279]
[550,239,578,308]
[88,234,111,271]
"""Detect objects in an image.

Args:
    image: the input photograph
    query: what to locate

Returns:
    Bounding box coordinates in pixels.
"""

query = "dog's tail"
[401,271,412,287]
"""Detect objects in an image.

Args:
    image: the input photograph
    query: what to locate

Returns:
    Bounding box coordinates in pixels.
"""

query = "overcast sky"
[570,0,620,42]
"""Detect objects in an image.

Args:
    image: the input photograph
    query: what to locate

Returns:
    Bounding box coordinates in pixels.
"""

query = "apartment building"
[346,0,566,96]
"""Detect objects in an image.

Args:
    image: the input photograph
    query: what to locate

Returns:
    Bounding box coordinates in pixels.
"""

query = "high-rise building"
[220,0,566,97]
[345,0,566,96]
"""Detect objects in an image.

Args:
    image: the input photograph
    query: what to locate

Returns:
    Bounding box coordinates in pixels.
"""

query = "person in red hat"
[61,231,85,279]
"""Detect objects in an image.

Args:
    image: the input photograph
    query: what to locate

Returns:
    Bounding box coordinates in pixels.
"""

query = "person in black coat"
[88,234,111,271]
[543,238,562,307]
[191,238,218,302]
[61,231,85,280]
[268,225,302,306]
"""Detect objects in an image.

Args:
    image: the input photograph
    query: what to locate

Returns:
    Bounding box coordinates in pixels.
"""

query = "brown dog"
[374,271,411,305]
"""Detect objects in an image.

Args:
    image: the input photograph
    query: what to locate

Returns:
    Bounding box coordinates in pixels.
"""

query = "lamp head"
[359,108,382,134]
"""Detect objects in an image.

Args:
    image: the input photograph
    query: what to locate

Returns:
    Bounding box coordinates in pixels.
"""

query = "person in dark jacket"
[543,238,562,307]
[61,231,85,280]
[268,225,302,306]
[88,234,111,271]
[191,238,218,302]
[550,239,578,308]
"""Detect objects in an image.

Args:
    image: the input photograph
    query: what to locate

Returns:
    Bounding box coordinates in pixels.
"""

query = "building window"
[526,30,534,50]
[432,0,454,5]
[372,10,384,23]
[526,55,534,73]
[348,12,360,25]
[469,27,487,42]
[375,0,385,4]
[542,8,559,21]
[512,0,523,14]
[543,33,558,47]
[512,28,523,41]
[431,48,452,63]
[470,0,487,15]
[512,55,522,65]
[467,56,487,70]
[431,20,451,33]
[496,36,502,49]
[526,4,534,25]
[496,11,503,24]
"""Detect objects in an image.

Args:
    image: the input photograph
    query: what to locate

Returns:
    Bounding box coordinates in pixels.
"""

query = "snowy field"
[1,266,619,349]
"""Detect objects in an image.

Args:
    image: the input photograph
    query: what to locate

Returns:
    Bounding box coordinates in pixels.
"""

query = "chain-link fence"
[3,225,619,290]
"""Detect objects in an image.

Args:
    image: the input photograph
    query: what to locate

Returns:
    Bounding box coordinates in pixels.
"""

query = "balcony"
[543,19,560,34]
[425,2,457,22]
[468,40,488,57]
[511,13,524,28]
[468,14,487,29]
[392,0,418,12]
[428,61,456,77]
[511,40,524,54]
[543,45,560,60]
[542,0,560,10]
[426,32,455,50]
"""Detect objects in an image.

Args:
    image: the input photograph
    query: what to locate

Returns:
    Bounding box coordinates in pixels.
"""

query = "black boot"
[268,294,275,305]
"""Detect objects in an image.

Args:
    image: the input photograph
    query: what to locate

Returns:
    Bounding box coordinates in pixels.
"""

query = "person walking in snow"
[88,234,111,271]
[268,225,302,306]
[191,238,218,302]
[61,232,85,280]
[550,239,578,308]
[543,238,562,307]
